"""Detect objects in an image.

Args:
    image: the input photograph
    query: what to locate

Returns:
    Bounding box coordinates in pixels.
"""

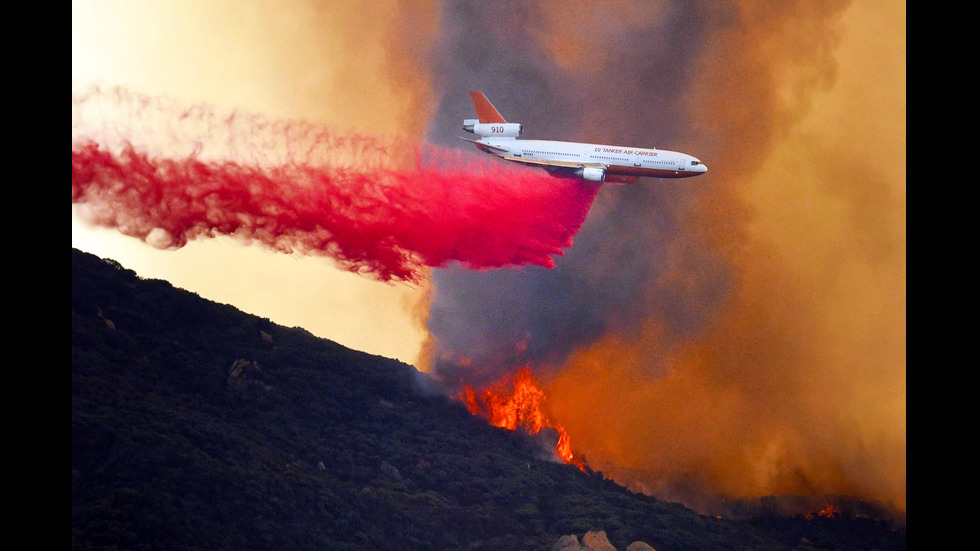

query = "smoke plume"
[70,0,905,521]
[72,87,599,283]
[424,0,905,518]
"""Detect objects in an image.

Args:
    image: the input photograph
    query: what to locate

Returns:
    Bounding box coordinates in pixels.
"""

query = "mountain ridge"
[71,248,904,551]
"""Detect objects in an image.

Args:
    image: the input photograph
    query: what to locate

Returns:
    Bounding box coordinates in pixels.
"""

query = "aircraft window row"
[589,155,628,162]
[525,150,577,157]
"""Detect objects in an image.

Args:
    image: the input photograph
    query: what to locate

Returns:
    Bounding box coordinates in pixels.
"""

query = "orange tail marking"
[469,91,507,123]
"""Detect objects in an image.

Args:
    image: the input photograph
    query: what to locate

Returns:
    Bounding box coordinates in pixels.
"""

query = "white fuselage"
[474,137,708,181]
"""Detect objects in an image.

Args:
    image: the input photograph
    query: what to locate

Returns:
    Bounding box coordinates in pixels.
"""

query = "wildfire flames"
[808,504,838,520]
[461,367,586,471]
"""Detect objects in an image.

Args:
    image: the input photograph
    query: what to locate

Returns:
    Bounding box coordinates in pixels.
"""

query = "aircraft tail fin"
[469,91,507,123]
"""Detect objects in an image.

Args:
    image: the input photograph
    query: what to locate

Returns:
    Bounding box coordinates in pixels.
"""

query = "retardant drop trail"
[72,87,600,283]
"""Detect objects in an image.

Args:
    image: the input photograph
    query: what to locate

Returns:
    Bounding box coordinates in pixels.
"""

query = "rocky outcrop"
[582,531,617,551]
[226,359,272,391]
[551,531,657,551]
[552,534,584,551]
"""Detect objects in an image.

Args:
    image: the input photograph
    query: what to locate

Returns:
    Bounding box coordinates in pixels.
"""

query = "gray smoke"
[425,1,729,386]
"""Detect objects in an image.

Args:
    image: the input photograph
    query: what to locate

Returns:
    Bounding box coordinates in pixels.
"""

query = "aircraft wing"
[503,156,637,183]
[458,137,510,154]
[500,155,607,170]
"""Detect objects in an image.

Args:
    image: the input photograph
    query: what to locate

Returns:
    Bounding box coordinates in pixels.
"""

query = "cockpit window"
[690,161,701,166]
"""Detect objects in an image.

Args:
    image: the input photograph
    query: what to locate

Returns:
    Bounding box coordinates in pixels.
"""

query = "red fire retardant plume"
[71,90,600,282]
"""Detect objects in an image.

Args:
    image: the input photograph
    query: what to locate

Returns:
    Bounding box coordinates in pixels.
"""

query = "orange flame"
[806,504,838,520]
[461,367,586,470]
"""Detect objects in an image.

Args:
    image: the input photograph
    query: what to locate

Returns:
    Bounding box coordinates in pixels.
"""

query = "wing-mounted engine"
[576,166,606,182]
[463,118,523,138]
[543,165,607,182]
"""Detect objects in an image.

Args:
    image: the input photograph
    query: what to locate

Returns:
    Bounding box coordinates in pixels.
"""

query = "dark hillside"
[72,248,905,551]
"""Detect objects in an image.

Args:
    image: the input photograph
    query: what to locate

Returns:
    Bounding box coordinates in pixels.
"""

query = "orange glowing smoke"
[462,368,585,470]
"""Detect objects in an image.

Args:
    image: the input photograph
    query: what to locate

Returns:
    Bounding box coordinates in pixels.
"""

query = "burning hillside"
[460,367,587,471]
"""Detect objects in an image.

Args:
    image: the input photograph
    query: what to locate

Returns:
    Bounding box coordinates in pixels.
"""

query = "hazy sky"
[72,1,437,363]
[72,0,905,516]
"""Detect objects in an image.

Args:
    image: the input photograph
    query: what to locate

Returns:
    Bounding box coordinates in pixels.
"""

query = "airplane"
[461,91,707,184]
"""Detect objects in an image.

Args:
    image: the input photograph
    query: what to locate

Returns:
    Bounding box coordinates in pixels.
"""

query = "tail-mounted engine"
[463,118,523,138]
